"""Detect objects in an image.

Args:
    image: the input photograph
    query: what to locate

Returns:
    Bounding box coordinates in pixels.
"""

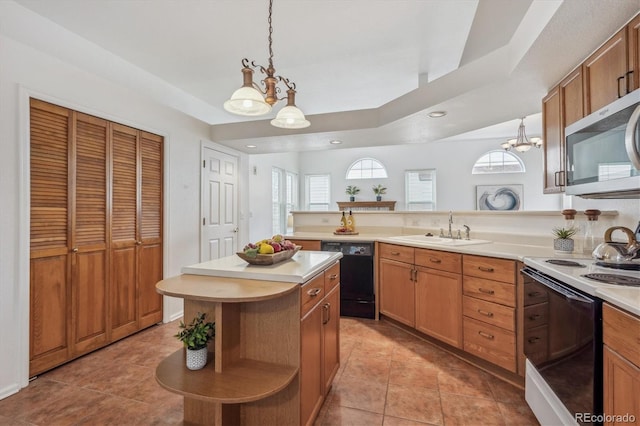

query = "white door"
[201,146,239,261]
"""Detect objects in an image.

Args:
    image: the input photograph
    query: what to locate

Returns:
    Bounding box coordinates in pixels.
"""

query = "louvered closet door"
[110,123,140,339]
[138,131,163,328]
[29,99,72,376]
[71,112,109,355]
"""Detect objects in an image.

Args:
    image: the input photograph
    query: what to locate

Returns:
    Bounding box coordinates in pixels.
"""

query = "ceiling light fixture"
[329,140,342,145]
[223,0,310,129]
[428,111,447,118]
[501,117,543,152]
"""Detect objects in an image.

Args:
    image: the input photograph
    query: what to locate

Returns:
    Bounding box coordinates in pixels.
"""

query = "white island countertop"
[181,250,343,283]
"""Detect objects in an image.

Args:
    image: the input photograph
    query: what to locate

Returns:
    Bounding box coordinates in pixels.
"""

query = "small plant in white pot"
[552,226,578,253]
[372,184,387,201]
[345,185,360,202]
[175,312,215,370]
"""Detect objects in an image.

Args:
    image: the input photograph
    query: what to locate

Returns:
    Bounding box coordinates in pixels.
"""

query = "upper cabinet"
[583,27,628,113]
[542,12,639,194]
[629,14,640,92]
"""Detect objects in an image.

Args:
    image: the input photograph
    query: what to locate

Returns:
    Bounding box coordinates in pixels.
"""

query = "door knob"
[71,247,78,253]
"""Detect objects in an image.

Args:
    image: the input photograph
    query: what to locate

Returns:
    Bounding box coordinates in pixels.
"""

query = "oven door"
[521,267,603,426]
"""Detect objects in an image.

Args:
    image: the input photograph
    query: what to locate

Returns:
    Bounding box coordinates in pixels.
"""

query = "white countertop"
[181,250,343,283]
[287,231,639,316]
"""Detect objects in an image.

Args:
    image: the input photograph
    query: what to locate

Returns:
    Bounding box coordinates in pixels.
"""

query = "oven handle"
[521,267,593,304]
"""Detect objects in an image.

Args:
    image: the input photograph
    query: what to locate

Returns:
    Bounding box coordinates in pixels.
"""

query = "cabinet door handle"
[558,170,565,187]
[429,258,442,264]
[478,266,494,272]
[528,291,541,297]
[618,75,625,98]
[528,314,541,321]
[478,287,495,295]
[307,288,322,297]
[528,337,541,344]
[554,171,559,187]
[323,303,330,325]
[329,274,338,280]
[414,269,418,282]
[390,251,401,256]
[71,247,79,253]
[626,71,634,94]
[477,309,494,318]
[136,241,142,245]
[478,331,495,340]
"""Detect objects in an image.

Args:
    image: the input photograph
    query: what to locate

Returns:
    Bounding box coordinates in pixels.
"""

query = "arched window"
[472,150,525,174]
[346,158,388,179]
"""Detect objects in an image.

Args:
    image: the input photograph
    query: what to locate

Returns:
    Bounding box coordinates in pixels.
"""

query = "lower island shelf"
[156,351,298,404]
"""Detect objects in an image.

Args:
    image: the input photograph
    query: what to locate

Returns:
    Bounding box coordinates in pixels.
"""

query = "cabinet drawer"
[301,274,325,317]
[415,248,461,274]
[523,324,549,365]
[324,262,340,293]
[524,302,548,329]
[379,243,414,264]
[463,255,515,284]
[603,303,640,367]
[463,296,515,331]
[288,239,321,251]
[523,281,549,305]
[464,317,516,372]
[463,276,515,307]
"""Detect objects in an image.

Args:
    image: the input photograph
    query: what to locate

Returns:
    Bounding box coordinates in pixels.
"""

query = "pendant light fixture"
[223,0,310,129]
[500,117,543,152]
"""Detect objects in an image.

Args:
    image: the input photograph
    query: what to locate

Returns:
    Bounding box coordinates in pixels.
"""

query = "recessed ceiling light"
[246,144,257,148]
[330,140,342,145]
[428,111,447,118]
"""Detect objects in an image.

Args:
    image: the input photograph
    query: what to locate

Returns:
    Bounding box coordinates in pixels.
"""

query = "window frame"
[346,158,388,180]
[404,169,436,211]
[471,150,525,174]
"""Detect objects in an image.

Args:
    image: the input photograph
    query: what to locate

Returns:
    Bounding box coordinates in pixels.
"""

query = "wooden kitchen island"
[155,251,342,426]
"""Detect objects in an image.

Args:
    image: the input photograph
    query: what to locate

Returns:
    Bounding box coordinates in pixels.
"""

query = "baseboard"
[0,383,21,401]
[167,310,183,323]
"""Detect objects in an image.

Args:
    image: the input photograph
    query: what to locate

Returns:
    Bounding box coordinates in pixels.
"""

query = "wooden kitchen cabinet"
[603,303,640,425]
[583,27,629,114]
[542,85,565,193]
[629,15,640,92]
[462,255,517,372]
[414,249,462,348]
[379,243,416,327]
[29,99,163,376]
[288,239,321,251]
[300,264,340,426]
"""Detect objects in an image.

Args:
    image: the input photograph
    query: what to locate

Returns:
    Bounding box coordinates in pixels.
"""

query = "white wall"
[298,138,562,211]
[0,19,247,397]
[247,152,299,242]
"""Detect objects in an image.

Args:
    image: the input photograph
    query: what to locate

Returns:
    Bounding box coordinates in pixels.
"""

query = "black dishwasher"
[320,241,374,319]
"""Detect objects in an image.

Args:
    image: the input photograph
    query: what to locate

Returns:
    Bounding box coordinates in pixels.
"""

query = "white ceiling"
[7,0,640,153]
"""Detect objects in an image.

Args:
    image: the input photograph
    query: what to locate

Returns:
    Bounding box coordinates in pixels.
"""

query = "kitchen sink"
[387,235,491,246]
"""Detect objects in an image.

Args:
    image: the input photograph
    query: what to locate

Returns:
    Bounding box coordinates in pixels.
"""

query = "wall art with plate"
[476,185,523,211]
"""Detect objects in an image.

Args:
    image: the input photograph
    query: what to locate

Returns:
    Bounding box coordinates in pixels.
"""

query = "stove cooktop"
[524,256,640,296]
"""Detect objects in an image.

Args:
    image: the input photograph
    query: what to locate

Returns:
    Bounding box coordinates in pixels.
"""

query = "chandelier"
[501,117,543,152]
[223,0,310,129]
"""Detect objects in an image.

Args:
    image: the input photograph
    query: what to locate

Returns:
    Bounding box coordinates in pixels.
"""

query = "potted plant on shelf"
[552,226,578,253]
[174,312,215,370]
[345,185,360,202]
[372,184,387,201]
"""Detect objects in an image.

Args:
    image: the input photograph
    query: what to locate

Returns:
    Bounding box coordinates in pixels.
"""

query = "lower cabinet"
[379,257,416,327]
[603,303,640,425]
[414,250,463,349]
[300,262,340,426]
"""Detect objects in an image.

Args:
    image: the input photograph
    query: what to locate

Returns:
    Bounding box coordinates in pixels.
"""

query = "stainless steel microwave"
[565,88,640,198]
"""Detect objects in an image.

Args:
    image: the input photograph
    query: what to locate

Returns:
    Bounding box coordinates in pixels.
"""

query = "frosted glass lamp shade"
[271,105,311,129]
[224,86,272,116]
[514,143,532,152]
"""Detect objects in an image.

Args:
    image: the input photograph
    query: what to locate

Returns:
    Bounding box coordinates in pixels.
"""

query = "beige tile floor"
[0,317,539,425]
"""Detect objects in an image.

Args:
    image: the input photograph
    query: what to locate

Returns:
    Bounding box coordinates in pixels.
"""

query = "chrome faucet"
[463,225,471,240]
[448,211,453,238]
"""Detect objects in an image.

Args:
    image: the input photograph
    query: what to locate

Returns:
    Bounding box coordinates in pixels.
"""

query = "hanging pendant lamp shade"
[223,66,272,116]
[271,89,310,129]
[223,0,310,128]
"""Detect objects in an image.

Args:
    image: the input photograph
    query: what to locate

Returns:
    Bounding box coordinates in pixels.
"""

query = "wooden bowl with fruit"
[237,235,301,265]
